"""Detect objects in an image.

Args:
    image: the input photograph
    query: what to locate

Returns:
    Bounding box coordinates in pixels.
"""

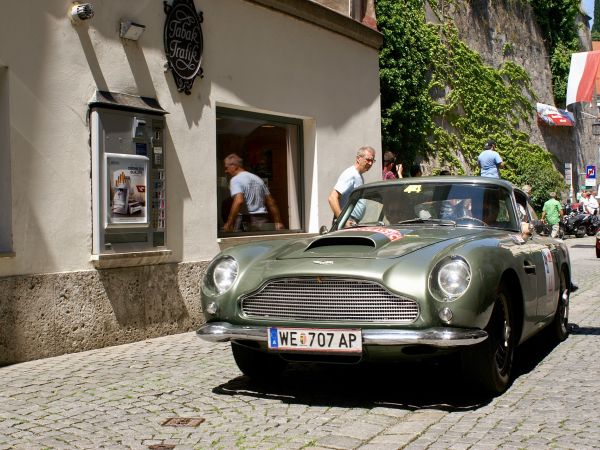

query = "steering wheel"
[455,216,487,226]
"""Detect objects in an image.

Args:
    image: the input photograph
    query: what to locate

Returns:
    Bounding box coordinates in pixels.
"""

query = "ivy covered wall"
[377,0,593,208]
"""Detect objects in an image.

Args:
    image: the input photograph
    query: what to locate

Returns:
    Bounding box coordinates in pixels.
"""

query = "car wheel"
[231,341,287,381]
[461,284,514,395]
[547,269,569,343]
[575,226,586,238]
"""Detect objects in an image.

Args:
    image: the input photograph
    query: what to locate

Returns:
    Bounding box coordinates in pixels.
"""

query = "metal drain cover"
[162,417,205,427]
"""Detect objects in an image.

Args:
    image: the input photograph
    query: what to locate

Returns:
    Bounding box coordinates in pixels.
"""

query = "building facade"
[0,0,382,363]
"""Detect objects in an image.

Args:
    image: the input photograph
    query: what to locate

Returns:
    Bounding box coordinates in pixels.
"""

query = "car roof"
[362,175,515,191]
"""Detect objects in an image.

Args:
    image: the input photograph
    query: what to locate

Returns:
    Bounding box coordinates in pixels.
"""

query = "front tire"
[462,284,514,395]
[231,341,287,381]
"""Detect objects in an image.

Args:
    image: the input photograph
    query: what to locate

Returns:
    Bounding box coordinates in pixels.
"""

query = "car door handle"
[523,264,536,274]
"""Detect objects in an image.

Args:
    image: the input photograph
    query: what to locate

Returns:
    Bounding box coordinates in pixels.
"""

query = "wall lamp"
[120,21,146,41]
[69,3,94,24]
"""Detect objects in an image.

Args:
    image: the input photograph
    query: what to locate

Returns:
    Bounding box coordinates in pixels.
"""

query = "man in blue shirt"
[477,139,505,178]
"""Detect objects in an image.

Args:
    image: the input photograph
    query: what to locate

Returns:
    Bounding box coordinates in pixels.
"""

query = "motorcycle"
[559,210,595,238]
[584,213,600,236]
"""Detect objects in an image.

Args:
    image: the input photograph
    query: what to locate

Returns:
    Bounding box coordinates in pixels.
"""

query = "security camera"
[70,3,94,23]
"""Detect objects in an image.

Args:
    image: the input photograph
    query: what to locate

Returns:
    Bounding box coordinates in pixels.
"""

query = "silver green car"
[198,177,575,395]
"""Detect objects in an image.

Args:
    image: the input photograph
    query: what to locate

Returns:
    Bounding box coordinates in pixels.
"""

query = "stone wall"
[425,0,596,189]
[0,262,208,364]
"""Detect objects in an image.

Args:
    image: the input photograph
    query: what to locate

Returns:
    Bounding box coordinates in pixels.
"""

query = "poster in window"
[106,153,149,225]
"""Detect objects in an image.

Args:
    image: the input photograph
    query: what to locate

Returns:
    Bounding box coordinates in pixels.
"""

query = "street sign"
[585,164,596,187]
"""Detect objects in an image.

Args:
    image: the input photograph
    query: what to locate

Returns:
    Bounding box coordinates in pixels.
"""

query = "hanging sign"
[536,103,575,126]
[164,0,204,95]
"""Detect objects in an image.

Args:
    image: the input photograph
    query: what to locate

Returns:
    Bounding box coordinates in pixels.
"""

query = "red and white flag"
[566,50,600,107]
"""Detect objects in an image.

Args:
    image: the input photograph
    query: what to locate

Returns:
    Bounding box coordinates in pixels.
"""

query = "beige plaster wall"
[0,0,381,361]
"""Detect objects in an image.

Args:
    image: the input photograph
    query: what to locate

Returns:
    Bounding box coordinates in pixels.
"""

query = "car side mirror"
[319,225,329,235]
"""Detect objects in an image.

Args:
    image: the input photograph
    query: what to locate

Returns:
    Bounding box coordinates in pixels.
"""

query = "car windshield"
[337,181,519,231]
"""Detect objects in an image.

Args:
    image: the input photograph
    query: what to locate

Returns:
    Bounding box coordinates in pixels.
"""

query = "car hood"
[276,226,485,260]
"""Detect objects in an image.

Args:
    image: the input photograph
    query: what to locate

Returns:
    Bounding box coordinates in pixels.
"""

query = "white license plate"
[267,327,362,353]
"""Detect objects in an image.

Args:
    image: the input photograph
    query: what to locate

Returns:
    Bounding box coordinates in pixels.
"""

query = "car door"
[524,201,560,319]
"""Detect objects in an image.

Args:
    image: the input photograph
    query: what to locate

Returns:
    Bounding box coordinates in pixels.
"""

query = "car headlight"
[204,255,238,295]
[429,256,471,301]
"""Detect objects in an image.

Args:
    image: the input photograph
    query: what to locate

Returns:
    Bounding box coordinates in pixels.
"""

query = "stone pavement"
[1,236,599,450]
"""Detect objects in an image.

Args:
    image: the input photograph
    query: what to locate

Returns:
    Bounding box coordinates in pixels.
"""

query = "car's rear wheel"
[231,341,287,381]
[547,269,569,342]
[461,284,514,395]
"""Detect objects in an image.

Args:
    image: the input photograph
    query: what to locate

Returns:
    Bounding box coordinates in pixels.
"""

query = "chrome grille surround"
[240,277,419,323]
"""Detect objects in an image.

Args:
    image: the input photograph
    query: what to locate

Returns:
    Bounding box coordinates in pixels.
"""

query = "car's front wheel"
[231,341,287,381]
[461,284,514,395]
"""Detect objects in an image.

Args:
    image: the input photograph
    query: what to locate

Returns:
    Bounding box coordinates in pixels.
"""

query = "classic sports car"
[198,177,575,394]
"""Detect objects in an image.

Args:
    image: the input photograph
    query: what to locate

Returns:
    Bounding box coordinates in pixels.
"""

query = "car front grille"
[240,277,419,322]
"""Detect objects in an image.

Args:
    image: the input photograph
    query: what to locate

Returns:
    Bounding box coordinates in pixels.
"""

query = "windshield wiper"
[396,218,456,226]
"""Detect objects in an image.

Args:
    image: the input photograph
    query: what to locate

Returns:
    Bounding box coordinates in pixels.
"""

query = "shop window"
[216,108,303,237]
[0,66,12,253]
[89,94,169,263]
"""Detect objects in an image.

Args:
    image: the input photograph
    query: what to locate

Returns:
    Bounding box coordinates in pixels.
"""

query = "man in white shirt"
[328,146,376,221]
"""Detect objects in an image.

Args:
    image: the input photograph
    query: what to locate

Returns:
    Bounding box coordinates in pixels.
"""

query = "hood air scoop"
[306,236,376,250]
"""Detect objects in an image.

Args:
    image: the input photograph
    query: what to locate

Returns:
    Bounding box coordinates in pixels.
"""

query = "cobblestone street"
[1,236,599,450]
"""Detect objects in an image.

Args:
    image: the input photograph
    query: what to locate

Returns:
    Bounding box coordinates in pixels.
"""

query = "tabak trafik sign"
[164,0,203,95]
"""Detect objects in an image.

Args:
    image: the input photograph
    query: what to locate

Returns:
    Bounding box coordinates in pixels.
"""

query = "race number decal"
[541,248,556,295]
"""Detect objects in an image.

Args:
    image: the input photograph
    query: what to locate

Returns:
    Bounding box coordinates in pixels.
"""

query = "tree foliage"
[592,0,600,40]
[527,0,582,106]
[376,0,567,210]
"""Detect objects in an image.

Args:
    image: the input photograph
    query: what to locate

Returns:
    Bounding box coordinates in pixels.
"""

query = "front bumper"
[196,322,488,348]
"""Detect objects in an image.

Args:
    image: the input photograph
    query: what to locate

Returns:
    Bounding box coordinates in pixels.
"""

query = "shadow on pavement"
[569,324,600,335]
[213,357,495,412]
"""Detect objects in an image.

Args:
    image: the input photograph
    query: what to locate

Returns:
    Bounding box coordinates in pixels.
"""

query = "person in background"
[477,139,505,178]
[382,151,402,180]
[541,191,563,238]
[517,185,532,219]
[580,190,590,214]
[222,153,284,232]
[328,146,376,221]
